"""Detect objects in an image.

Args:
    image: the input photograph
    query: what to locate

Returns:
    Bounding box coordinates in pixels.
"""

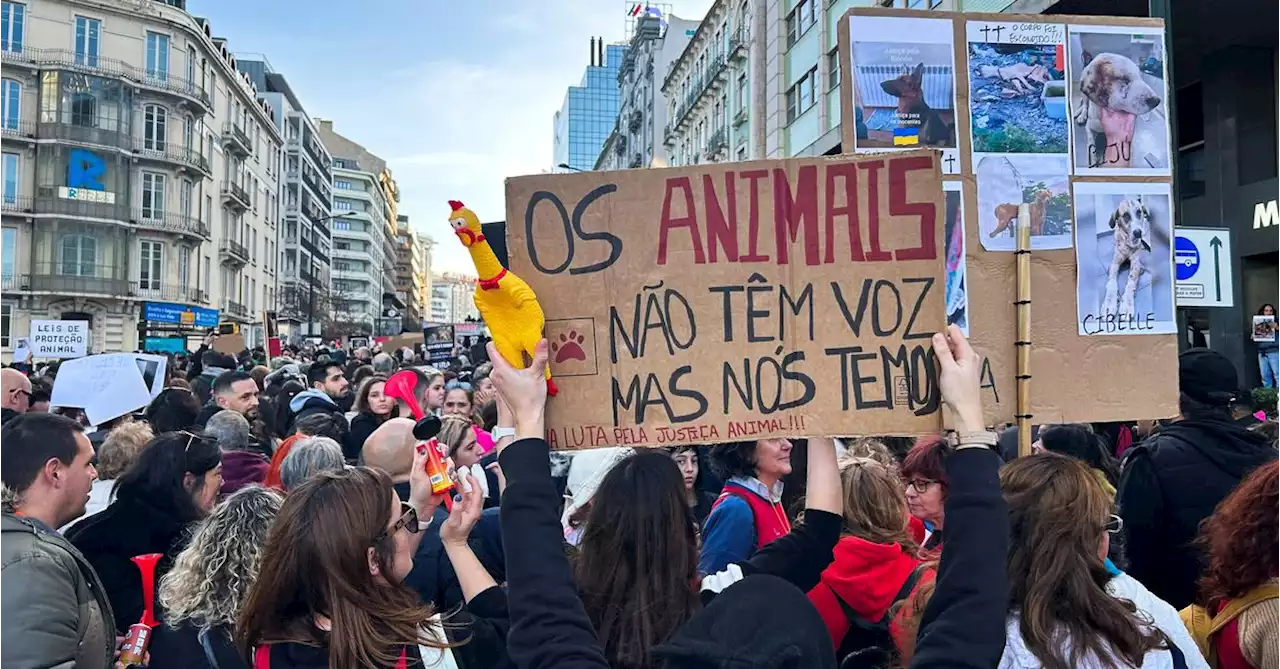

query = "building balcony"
[728,31,748,61]
[133,282,208,305]
[222,122,252,157]
[222,298,249,319]
[1,273,16,291]
[132,209,209,241]
[628,110,644,133]
[131,139,211,176]
[670,53,730,134]
[221,181,251,211]
[24,262,130,297]
[219,239,249,266]
[2,195,33,216]
[37,120,132,150]
[301,236,329,264]
[629,152,645,169]
[706,127,728,159]
[3,48,211,113]
[33,191,129,221]
[0,119,37,144]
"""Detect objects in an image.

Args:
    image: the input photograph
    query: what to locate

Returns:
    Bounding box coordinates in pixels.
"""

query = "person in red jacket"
[808,456,931,667]
[698,438,795,575]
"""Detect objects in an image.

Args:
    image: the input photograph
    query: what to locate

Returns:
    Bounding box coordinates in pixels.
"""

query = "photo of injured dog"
[975,154,1071,251]
[848,16,958,155]
[1074,182,1175,336]
[1068,26,1171,175]
[967,22,1068,157]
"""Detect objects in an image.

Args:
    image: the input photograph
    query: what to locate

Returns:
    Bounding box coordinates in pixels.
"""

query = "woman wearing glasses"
[901,436,949,552]
[67,430,224,634]
[236,446,454,668]
[997,454,1206,669]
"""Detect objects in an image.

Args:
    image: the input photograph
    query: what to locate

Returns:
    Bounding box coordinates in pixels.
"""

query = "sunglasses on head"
[445,380,472,392]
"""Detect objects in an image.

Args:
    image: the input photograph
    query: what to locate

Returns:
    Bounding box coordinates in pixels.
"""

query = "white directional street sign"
[1174,227,1234,308]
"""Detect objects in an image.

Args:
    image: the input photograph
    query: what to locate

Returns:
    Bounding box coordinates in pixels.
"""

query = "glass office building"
[553,43,628,171]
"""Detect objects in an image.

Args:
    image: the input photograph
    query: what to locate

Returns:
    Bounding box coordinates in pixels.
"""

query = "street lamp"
[556,163,586,173]
[304,211,358,338]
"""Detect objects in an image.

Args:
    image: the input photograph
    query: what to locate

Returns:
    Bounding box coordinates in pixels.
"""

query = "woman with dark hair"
[145,387,202,434]
[151,486,283,668]
[1257,304,1278,389]
[1000,454,1205,668]
[901,436,949,551]
[1036,423,1119,497]
[668,446,717,528]
[1182,460,1278,669]
[235,455,455,668]
[349,374,395,455]
[67,430,224,634]
[698,438,795,575]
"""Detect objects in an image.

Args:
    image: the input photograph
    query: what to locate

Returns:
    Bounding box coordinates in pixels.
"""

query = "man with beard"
[289,361,355,459]
[194,370,265,449]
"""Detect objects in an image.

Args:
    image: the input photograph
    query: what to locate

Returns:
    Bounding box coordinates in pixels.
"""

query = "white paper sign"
[29,320,90,358]
[50,353,153,425]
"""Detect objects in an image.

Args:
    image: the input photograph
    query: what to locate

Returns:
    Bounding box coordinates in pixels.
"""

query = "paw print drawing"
[551,330,587,364]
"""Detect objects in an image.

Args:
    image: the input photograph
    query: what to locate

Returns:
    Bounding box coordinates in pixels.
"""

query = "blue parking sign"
[1174,235,1199,281]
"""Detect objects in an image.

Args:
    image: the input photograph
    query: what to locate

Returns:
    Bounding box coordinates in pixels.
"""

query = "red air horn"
[118,553,162,667]
[385,371,454,509]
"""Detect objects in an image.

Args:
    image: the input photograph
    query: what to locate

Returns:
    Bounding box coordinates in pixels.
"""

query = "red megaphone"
[385,371,455,508]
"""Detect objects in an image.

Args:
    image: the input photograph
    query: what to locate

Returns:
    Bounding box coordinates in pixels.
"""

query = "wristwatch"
[491,426,517,440]
[418,515,434,531]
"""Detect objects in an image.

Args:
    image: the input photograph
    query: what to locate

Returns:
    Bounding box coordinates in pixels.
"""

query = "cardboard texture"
[840,8,1178,426]
[212,333,245,355]
[506,151,946,449]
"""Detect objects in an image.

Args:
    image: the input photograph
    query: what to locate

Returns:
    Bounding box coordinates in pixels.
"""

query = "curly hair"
[1196,460,1279,609]
[159,485,283,628]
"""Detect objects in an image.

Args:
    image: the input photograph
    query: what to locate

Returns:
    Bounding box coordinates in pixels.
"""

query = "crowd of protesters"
[0,325,1276,669]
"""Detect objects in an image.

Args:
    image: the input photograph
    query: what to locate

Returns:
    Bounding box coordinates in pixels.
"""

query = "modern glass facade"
[553,44,628,171]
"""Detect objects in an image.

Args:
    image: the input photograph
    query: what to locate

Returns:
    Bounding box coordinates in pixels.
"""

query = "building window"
[139,240,162,290]
[786,0,815,47]
[0,78,17,130]
[60,234,97,276]
[144,105,167,151]
[178,245,190,287]
[145,32,170,82]
[335,179,353,190]
[186,46,196,87]
[183,115,194,151]
[737,73,748,113]
[74,16,100,66]
[1,151,16,204]
[1,2,24,53]
[0,303,9,348]
[141,172,165,219]
[334,219,351,231]
[180,178,193,219]
[2,227,14,282]
[786,68,817,123]
[828,49,840,90]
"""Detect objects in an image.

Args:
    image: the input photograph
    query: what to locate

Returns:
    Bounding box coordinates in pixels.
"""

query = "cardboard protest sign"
[425,325,455,366]
[840,8,1179,425]
[212,333,245,355]
[29,320,89,358]
[506,150,946,449]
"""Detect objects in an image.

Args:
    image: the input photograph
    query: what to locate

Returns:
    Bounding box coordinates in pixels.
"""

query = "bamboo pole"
[1015,204,1033,458]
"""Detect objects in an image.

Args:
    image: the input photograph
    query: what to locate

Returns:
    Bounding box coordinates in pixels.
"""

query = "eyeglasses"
[374,501,420,543]
[445,380,472,392]
[904,478,940,494]
[1106,514,1123,535]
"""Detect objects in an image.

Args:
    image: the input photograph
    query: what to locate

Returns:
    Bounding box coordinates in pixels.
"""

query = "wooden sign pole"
[1015,204,1033,458]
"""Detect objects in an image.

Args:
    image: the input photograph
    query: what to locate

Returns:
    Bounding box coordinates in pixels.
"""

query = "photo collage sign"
[839,8,1179,425]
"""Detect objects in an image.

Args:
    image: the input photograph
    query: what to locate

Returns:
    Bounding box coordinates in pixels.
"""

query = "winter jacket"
[1,406,20,425]
[149,622,246,669]
[998,572,1207,668]
[808,535,921,662]
[698,477,789,575]
[349,411,388,459]
[194,401,222,429]
[1,512,116,669]
[1118,419,1277,609]
[65,488,196,633]
[221,450,270,495]
[287,390,353,454]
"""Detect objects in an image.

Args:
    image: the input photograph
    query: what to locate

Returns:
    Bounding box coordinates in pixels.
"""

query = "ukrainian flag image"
[893,127,920,146]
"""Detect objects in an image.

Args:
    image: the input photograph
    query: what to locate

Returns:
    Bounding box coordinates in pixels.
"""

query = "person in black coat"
[1118,348,1278,609]
[148,486,283,669]
[67,430,224,634]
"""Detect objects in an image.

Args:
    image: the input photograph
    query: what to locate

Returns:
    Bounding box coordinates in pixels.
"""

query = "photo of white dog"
[1068,27,1171,176]
[1075,182,1175,336]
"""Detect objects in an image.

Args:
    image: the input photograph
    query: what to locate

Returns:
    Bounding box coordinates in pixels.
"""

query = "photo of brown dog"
[1068,28,1171,174]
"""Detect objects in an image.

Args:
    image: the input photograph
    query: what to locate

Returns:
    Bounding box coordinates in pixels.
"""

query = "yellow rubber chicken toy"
[448,200,558,396]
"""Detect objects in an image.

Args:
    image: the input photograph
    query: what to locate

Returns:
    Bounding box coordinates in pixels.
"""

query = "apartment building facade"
[1,0,282,356]
[553,39,628,172]
[661,0,758,167]
[393,213,430,331]
[594,12,698,171]
[237,56,333,342]
[315,119,396,337]
[429,272,477,325]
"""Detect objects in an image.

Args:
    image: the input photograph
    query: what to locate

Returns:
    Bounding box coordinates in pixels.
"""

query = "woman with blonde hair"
[149,485,283,668]
[438,414,501,507]
[806,456,929,668]
[64,419,153,529]
[999,454,1206,668]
